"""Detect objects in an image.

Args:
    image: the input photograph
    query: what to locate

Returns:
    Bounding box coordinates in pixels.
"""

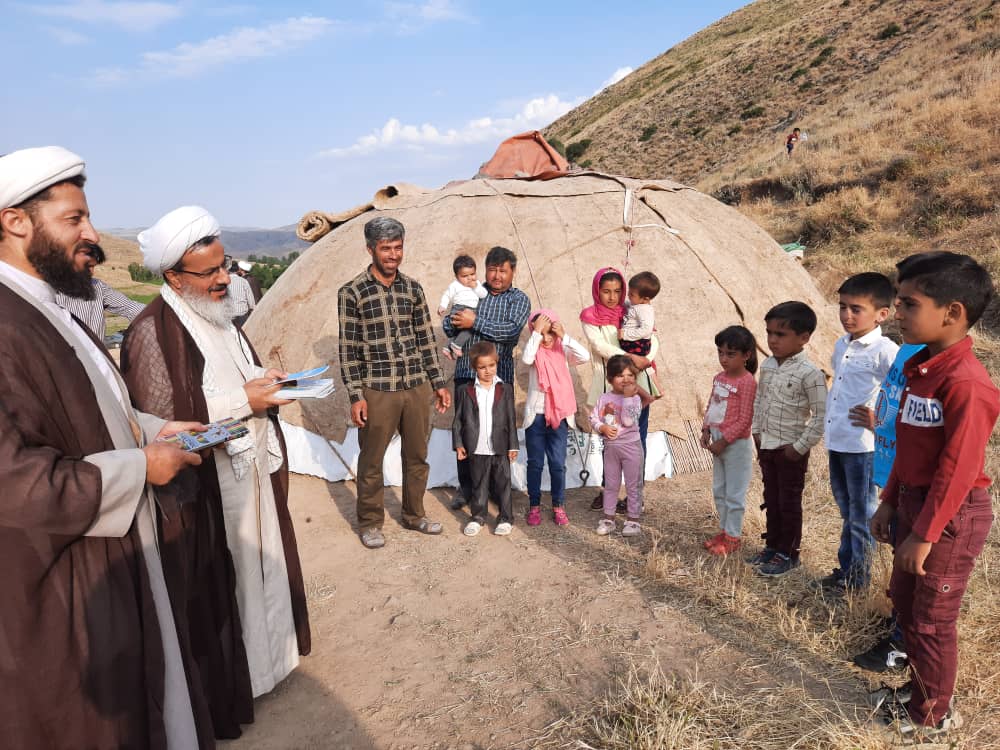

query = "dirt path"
[223,473,866,749]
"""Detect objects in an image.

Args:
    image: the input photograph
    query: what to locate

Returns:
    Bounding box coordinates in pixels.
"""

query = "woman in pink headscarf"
[521,308,590,526]
[580,267,660,511]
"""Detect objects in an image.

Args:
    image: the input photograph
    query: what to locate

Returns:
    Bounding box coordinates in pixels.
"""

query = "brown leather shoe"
[405,517,443,535]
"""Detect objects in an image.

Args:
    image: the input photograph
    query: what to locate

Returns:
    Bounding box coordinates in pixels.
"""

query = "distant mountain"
[103,226,308,259]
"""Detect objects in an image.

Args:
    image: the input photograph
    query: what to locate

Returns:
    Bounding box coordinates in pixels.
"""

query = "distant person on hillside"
[57,277,144,340]
[786,127,801,157]
[237,260,263,302]
[229,268,256,327]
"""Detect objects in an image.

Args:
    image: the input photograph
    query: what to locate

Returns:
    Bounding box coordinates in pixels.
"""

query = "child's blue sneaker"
[745,547,777,566]
[758,553,801,577]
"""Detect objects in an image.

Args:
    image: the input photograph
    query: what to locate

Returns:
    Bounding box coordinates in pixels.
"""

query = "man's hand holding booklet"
[161,417,249,452]
[273,365,336,400]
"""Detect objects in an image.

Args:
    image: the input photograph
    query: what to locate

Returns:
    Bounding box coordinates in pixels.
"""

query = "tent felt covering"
[248,171,840,457]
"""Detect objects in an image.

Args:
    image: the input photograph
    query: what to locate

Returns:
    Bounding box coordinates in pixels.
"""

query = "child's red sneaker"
[553,507,570,526]
[526,507,542,526]
[703,532,725,550]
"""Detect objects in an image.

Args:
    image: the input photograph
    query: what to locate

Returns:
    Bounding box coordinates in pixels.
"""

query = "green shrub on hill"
[878,22,902,39]
[566,139,592,162]
[128,262,161,283]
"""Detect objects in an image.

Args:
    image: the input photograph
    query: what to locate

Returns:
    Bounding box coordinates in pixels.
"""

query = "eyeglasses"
[171,263,229,279]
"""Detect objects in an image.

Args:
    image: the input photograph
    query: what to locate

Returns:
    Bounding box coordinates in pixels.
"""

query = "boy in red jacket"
[870,252,998,743]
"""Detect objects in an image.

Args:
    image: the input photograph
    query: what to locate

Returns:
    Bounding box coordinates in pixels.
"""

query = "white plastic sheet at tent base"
[279,419,674,488]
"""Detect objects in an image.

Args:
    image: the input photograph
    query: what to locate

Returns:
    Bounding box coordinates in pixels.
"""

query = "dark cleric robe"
[0,272,213,749]
[120,295,311,739]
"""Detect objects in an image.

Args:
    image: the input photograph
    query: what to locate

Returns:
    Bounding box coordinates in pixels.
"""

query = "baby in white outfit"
[438,254,487,359]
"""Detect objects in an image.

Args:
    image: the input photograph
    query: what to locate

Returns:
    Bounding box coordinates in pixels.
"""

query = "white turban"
[238,260,252,272]
[0,146,86,209]
[139,205,220,273]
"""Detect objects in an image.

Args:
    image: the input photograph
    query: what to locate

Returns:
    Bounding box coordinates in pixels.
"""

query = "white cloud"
[383,0,471,33]
[46,25,91,44]
[598,66,633,91]
[319,93,582,158]
[92,16,335,82]
[28,1,182,33]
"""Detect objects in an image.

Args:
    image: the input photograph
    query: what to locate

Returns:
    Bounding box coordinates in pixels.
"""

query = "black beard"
[27,227,105,299]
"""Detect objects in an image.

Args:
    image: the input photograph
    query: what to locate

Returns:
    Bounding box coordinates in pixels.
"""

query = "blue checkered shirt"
[442,285,531,383]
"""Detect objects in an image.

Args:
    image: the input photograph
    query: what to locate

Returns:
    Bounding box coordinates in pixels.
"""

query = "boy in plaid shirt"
[749,301,827,577]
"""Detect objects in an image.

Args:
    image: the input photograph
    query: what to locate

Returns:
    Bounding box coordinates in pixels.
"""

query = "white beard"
[178,286,237,329]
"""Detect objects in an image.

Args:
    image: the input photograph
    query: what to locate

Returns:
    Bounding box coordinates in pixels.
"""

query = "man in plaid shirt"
[442,246,531,509]
[338,217,451,549]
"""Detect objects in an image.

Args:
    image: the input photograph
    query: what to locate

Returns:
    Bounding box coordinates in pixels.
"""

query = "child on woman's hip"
[591,355,644,537]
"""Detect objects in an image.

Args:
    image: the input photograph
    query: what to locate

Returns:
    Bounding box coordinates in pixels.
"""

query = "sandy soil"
[222,472,862,750]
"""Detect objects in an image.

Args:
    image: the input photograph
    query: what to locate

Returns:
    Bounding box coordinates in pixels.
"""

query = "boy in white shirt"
[438,254,487,360]
[820,273,899,593]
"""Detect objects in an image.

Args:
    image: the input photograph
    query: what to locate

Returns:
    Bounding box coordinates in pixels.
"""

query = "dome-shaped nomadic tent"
[247,163,840,486]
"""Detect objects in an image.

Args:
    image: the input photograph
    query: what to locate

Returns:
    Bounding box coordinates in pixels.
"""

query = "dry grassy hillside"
[547,0,999,309]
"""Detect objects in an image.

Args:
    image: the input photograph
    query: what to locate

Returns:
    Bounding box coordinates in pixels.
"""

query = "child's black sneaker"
[853,636,908,673]
[757,553,800,577]
[745,547,777,567]
[874,698,962,746]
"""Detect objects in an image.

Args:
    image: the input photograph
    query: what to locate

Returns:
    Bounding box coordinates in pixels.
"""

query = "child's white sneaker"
[464,520,482,536]
[596,518,616,536]
[494,522,513,536]
[622,521,642,537]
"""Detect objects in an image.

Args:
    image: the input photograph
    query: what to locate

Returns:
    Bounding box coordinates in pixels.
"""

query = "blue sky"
[1,1,747,229]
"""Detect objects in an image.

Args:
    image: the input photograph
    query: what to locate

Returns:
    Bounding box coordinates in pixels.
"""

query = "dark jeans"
[356,383,431,530]
[447,305,473,353]
[467,453,513,524]
[525,414,568,507]
[890,486,992,726]
[829,450,879,588]
[758,447,809,560]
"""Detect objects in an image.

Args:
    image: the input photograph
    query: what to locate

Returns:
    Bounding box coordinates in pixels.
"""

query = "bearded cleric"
[121,206,310,738]
[0,148,210,748]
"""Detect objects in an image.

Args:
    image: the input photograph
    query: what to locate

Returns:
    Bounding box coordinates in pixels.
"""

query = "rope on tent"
[484,179,543,305]
[622,188,681,271]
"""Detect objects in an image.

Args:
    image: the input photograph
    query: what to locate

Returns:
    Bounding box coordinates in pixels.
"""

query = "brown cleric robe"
[0,274,213,749]
[120,295,311,740]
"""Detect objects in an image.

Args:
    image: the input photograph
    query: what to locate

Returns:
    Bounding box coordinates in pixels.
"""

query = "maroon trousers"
[890,486,993,726]
[758,448,810,560]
